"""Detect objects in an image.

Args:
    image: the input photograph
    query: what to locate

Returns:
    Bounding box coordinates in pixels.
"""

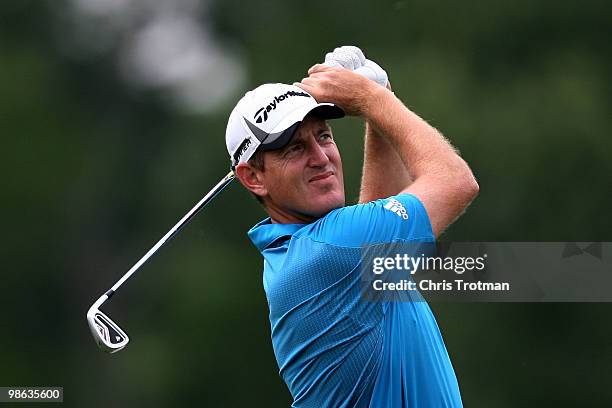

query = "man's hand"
[294,64,384,116]
[323,46,389,88]
[295,46,390,114]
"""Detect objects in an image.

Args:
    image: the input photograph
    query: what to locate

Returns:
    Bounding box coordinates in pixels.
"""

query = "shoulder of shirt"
[292,194,432,249]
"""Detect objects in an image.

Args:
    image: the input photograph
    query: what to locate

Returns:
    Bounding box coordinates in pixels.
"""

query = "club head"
[87,305,129,353]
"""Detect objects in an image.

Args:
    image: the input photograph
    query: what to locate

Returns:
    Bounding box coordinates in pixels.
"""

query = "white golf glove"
[323,46,388,87]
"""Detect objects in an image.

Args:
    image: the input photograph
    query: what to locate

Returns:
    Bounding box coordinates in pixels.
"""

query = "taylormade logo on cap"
[254,90,311,123]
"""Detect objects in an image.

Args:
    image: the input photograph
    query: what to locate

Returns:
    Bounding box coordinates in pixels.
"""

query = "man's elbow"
[454,170,479,207]
[464,173,480,200]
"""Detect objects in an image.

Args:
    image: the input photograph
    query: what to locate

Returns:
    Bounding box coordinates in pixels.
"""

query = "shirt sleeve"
[307,193,434,247]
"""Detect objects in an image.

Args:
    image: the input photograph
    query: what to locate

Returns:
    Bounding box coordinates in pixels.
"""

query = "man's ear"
[235,163,268,198]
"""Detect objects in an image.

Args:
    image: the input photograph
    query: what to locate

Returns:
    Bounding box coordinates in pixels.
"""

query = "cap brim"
[309,103,345,120]
[258,103,345,151]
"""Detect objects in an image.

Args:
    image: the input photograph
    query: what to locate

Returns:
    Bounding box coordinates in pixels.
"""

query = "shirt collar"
[247,217,307,252]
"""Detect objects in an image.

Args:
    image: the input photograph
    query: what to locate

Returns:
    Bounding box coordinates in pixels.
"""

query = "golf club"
[87,170,235,353]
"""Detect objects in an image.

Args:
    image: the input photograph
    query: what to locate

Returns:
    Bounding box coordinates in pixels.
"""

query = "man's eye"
[285,145,303,155]
[319,133,333,142]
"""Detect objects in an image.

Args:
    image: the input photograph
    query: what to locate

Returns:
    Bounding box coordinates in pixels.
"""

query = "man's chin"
[308,195,345,218]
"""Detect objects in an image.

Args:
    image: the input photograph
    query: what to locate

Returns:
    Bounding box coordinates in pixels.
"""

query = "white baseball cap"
[225,83,345,168]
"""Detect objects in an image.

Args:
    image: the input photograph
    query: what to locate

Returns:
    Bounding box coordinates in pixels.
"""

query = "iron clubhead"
[87,306,129,353]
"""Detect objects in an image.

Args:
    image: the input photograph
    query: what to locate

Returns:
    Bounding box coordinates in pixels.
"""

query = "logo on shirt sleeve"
[383,198,409,220]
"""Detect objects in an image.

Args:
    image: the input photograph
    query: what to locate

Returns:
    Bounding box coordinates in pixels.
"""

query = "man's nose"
[306,141,330,167]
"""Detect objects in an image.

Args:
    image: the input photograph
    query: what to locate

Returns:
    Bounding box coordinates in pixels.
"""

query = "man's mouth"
[309,171,334,182]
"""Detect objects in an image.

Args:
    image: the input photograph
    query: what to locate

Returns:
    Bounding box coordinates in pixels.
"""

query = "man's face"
[259,116,345,223]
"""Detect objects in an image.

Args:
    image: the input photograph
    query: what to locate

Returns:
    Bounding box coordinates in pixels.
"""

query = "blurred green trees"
[1,0,610,406]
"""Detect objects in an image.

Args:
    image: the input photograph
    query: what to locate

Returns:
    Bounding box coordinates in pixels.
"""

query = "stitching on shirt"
[291,235,435,250]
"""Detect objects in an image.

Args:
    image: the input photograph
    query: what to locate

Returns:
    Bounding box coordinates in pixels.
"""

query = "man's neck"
[267,206,318,225]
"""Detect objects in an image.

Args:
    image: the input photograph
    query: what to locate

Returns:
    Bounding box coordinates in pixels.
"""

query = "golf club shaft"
[106,171,235,296]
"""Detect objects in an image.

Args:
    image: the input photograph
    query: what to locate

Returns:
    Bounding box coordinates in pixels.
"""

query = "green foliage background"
[1,0,610,406]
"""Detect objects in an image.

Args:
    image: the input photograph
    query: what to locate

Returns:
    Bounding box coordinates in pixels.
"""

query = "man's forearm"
[359,123,412,203]
[363,86,479,236]
[363,88,470,182]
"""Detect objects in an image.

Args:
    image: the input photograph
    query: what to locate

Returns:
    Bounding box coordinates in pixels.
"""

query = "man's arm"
[296,65,479,237]
[360,115,413,203]
[363,84,479,237]
[358,80,414,203]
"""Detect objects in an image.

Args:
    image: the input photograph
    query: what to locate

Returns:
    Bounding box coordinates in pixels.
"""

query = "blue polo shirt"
[248,194,462,407]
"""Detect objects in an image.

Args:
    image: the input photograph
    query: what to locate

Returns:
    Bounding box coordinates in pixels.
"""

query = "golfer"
[225,54,478,407]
